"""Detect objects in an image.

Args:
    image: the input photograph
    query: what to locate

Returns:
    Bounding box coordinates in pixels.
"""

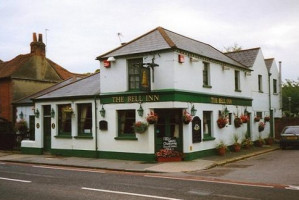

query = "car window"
[283,127,299,134]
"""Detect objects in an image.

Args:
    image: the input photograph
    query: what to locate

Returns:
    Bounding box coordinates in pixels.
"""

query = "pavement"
[0,144,279,173]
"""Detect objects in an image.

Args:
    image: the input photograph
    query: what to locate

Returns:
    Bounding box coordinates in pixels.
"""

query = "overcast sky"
[0,0,298,81]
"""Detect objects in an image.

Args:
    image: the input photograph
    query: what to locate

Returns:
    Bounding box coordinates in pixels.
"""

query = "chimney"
[30,32,45,56]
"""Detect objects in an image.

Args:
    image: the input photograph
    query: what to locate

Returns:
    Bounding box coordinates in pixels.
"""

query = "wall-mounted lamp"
[19,111,24,119]
[222,65,230,70]
[137,104,144,117]
[191,105,197,116]
[100,105,106,118]
[34,108,40,118]
[51,108,55,118]
[107,56,116,62]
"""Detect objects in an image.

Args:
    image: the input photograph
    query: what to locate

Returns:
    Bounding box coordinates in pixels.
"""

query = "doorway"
[154,109,183,153]
[43,105,51,152]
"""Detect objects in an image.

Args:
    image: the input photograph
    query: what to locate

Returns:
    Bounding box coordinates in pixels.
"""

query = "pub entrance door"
[154,109,183,153]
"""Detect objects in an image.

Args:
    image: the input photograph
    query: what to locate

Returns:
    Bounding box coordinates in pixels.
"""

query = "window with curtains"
[118,110,136,137]
[58,104,72,135]
[77,103,92,136]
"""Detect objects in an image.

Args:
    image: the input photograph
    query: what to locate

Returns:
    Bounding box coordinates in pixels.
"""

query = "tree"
[282,79,299,115]
[224,43,242,53]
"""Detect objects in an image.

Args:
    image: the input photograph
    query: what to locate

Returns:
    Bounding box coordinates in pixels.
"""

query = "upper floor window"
[273,79,277,94]
[258,75,263,92]
[203,62,211,88]
[234,70,241,92]
[77,103,92,136]
[128,58,150,91]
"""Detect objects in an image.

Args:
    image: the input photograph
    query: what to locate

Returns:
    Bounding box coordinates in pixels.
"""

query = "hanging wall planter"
[234,117,242,128]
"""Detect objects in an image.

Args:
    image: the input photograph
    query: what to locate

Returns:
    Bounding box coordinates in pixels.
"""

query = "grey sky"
[0,0,298,80]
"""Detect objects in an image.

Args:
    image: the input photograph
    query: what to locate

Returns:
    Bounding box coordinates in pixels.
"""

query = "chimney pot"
[38,34,43,42]
[33,33,37,42]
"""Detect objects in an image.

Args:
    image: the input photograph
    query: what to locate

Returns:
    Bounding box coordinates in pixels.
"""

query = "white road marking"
[286,185,299,190]
[82,187,183,200]
[145,175,274,189]
[0,176,31,183]
[32,165,105,173]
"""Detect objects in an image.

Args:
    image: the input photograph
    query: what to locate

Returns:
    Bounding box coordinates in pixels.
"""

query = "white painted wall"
[100,51,251,98]
[270,60,282,118]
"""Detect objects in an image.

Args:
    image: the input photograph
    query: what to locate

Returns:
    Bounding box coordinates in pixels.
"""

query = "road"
[1,155,299,200]
[188,149,299,186]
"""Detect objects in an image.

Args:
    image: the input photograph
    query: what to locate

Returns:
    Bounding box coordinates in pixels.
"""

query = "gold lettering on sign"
[146,95,159,101]
[211,97,218,104]
[112,96,124,103]
[211,97,233,105]
[111,95,160,103]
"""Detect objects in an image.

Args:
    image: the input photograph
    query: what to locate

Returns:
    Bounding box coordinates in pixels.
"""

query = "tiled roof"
[13,77,81,105]
[0,53,79,80]
[36,72,100,100]
[97,27,246,69]
[264,58,274,69]
[225,48,260,68]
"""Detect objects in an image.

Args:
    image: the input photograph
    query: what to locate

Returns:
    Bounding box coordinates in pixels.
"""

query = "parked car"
[280,126,299,149]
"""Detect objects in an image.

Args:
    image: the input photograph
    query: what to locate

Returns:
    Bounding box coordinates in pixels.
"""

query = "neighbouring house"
[13,77,81,140]
[21,27,282,161]
[0,32,80,124]
[225,48,282,139]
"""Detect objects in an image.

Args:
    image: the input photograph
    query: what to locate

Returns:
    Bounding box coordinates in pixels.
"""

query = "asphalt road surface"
[0,159,298,200]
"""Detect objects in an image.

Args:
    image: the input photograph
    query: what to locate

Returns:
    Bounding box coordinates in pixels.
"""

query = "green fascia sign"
[100,89,252,106]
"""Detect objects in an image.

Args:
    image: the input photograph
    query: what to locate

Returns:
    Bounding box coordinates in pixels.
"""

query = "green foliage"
[282,79,299,115]
[224,43,242,53]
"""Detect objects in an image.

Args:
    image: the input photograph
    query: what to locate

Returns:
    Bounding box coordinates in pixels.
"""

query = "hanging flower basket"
[15,119,28,133]
[234,117,242,128]
[264,116,270,122]
[217,117,228,129]
[254,116,261,122]
[240,114,249,123]
[182,110,192,124]
[258,122,265,132]
[133,121,148,133]
[146,111,158,124]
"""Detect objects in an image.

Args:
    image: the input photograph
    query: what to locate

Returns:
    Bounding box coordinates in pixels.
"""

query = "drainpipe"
[94,95,98,158]
[267,68,273,137]
[279,61,282,112]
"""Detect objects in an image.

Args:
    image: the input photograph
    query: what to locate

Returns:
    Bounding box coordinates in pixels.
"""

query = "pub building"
[21,27,281,161]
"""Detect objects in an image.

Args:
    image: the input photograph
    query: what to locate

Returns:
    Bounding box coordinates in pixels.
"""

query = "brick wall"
[275,117,299,139]
[0,80,12,121]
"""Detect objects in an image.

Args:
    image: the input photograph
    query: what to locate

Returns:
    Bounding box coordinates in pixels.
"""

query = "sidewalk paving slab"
[0,144,279,173]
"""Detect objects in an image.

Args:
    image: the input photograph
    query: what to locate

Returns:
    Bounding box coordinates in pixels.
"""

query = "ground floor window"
[77,103,92,135]
[118,110,135,137]
[58,104,72,135]
[203,111,212,138]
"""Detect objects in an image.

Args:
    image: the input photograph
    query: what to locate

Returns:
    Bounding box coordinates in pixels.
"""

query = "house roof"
[225,48,260,68]
[0,53,80,80]
[264,58,274,69]
[97,27,246,69]
[36,72,100,100]
[13,77,81,105]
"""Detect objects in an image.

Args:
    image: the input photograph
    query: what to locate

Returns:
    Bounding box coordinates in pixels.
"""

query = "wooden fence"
[275,117,299,139]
